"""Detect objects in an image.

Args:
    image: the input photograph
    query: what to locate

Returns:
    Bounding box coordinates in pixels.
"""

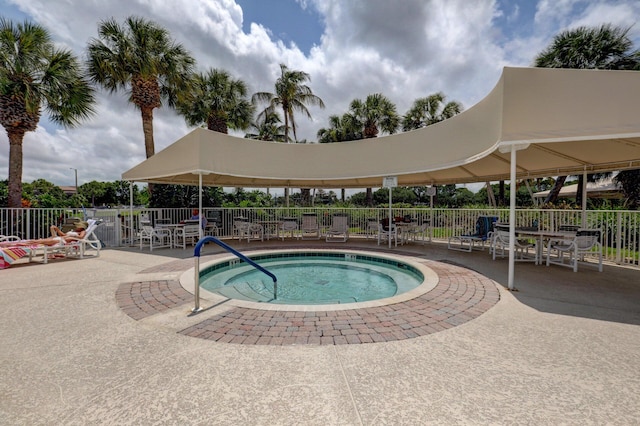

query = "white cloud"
[1,0,639,189]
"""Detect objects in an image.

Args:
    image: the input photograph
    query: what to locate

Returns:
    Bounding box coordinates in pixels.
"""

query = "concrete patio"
[1,238,639,425]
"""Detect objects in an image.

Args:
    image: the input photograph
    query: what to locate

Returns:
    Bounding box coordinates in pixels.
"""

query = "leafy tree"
[245,111,288,142]
[252,63,325,143]
[534,24,640,204]
[348,93,400,205]
[177,68,253,133]
[401,92,463,131]
[615,169,640,209]
[87,16,195,160]
[252,63,325,205]
[22,179,69,207]
[0,18,95,207]
[317,113,361,143]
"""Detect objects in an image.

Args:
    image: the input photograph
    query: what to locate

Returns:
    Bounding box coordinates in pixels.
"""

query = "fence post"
[616,211,622,265]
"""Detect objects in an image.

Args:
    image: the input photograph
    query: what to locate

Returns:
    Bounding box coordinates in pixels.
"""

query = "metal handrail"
[192,236,277,312]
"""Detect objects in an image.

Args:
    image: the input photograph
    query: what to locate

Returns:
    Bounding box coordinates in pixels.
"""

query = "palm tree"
[349,93,400,206]
[252,63,325,143]
[86,16,195,160]
[177,68,253,133]
[252,63,325,205]
[245,111,288,142]
[401,92,463,131]
[0,18,95,208]
[534,24,640,204]
[317,113,361,143]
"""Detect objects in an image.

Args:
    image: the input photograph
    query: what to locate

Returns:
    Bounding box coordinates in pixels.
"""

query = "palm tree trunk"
[544,176,567,204]
[141,107,155,195]
[141,107,155,158]
[7,129,25,208]
[366,188,373,207]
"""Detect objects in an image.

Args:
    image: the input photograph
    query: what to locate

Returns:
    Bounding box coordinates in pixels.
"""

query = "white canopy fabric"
[122,66,640,188]
[123,66,640,291]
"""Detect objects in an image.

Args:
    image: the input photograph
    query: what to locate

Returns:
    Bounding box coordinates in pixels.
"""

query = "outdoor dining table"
[515,228,576,265]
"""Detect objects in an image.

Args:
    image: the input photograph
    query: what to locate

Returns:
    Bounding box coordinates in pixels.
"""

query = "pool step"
[215,282,274,302]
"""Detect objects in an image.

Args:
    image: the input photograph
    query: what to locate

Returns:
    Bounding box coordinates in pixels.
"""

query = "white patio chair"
[174,223,200,249]
[280,218,299,240]
[301,213,320,240]
[546,229,603,272]
[377,223,398,247]
[365,219,379,239]
[139,224,172,251]
[325,213,349,242]
[491,229,537,262]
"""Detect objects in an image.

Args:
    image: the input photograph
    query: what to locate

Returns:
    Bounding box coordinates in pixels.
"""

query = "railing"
[2,207,639,268]
[193,237,278,312]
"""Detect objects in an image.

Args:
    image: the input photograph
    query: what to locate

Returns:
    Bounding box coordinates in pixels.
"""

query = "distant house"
[60,186,77,196]
[533,178,623,200]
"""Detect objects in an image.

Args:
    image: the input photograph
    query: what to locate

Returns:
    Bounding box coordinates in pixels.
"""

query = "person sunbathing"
[1,222,88,247]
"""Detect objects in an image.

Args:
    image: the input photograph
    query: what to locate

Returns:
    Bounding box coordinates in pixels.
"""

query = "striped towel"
[0,246,32,269]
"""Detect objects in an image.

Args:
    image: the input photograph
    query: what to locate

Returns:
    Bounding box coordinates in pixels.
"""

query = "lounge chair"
[546,229,603,272]
[280,218,299,240]
[26,219,103,263]
[448,215,499,252]
[325,213,349,242]
[301,213,320,240]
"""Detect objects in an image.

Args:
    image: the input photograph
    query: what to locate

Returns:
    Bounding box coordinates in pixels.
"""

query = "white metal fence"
[1,207,638,268]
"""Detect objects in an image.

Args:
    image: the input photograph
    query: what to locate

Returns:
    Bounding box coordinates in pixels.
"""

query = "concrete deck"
[1,238,639,424]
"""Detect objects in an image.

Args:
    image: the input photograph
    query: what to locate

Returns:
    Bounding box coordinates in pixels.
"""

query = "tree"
[615,169,640,209]
[317,113,361,143]
[252,63,325,205]
[252,63,325,143]
[86,16,195,160]
[534,24,640,204]
[0,18,95,207]
[349,93,400,205]
[245,111,288,142]
[401,92,463,131]
[177,68,253,134]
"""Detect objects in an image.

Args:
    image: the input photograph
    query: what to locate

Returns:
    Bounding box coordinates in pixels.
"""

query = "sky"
[1,0,639,193]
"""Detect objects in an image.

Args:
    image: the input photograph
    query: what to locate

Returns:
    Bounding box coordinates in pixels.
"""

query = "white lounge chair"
[325,213,349,242]
[301,213,320,240]
[280,218,299,240]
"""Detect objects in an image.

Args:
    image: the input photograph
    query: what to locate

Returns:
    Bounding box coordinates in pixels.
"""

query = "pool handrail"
[192,236,278,312]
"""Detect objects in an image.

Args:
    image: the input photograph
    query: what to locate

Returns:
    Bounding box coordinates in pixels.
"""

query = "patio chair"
[174,221,201,249]
[377,220,398,247]
[139,223,172,251]
[491,229,537,262]
[546,229,603,272]
[280,218,299,240]
[448,215,499,252]
[365,218,379,239]
[402,222,430,245]
[325,213,349,242]
[301,213,320,240]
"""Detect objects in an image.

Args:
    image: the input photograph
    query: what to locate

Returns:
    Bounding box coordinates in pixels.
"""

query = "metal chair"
[546,229,603,272]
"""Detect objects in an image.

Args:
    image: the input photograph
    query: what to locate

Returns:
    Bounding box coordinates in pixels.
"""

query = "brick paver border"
[116,257,500,345]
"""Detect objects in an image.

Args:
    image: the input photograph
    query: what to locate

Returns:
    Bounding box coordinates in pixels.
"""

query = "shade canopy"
[122,67,640,188]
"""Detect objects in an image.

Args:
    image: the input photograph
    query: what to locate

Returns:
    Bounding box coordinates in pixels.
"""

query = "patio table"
[515,229,575,265]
